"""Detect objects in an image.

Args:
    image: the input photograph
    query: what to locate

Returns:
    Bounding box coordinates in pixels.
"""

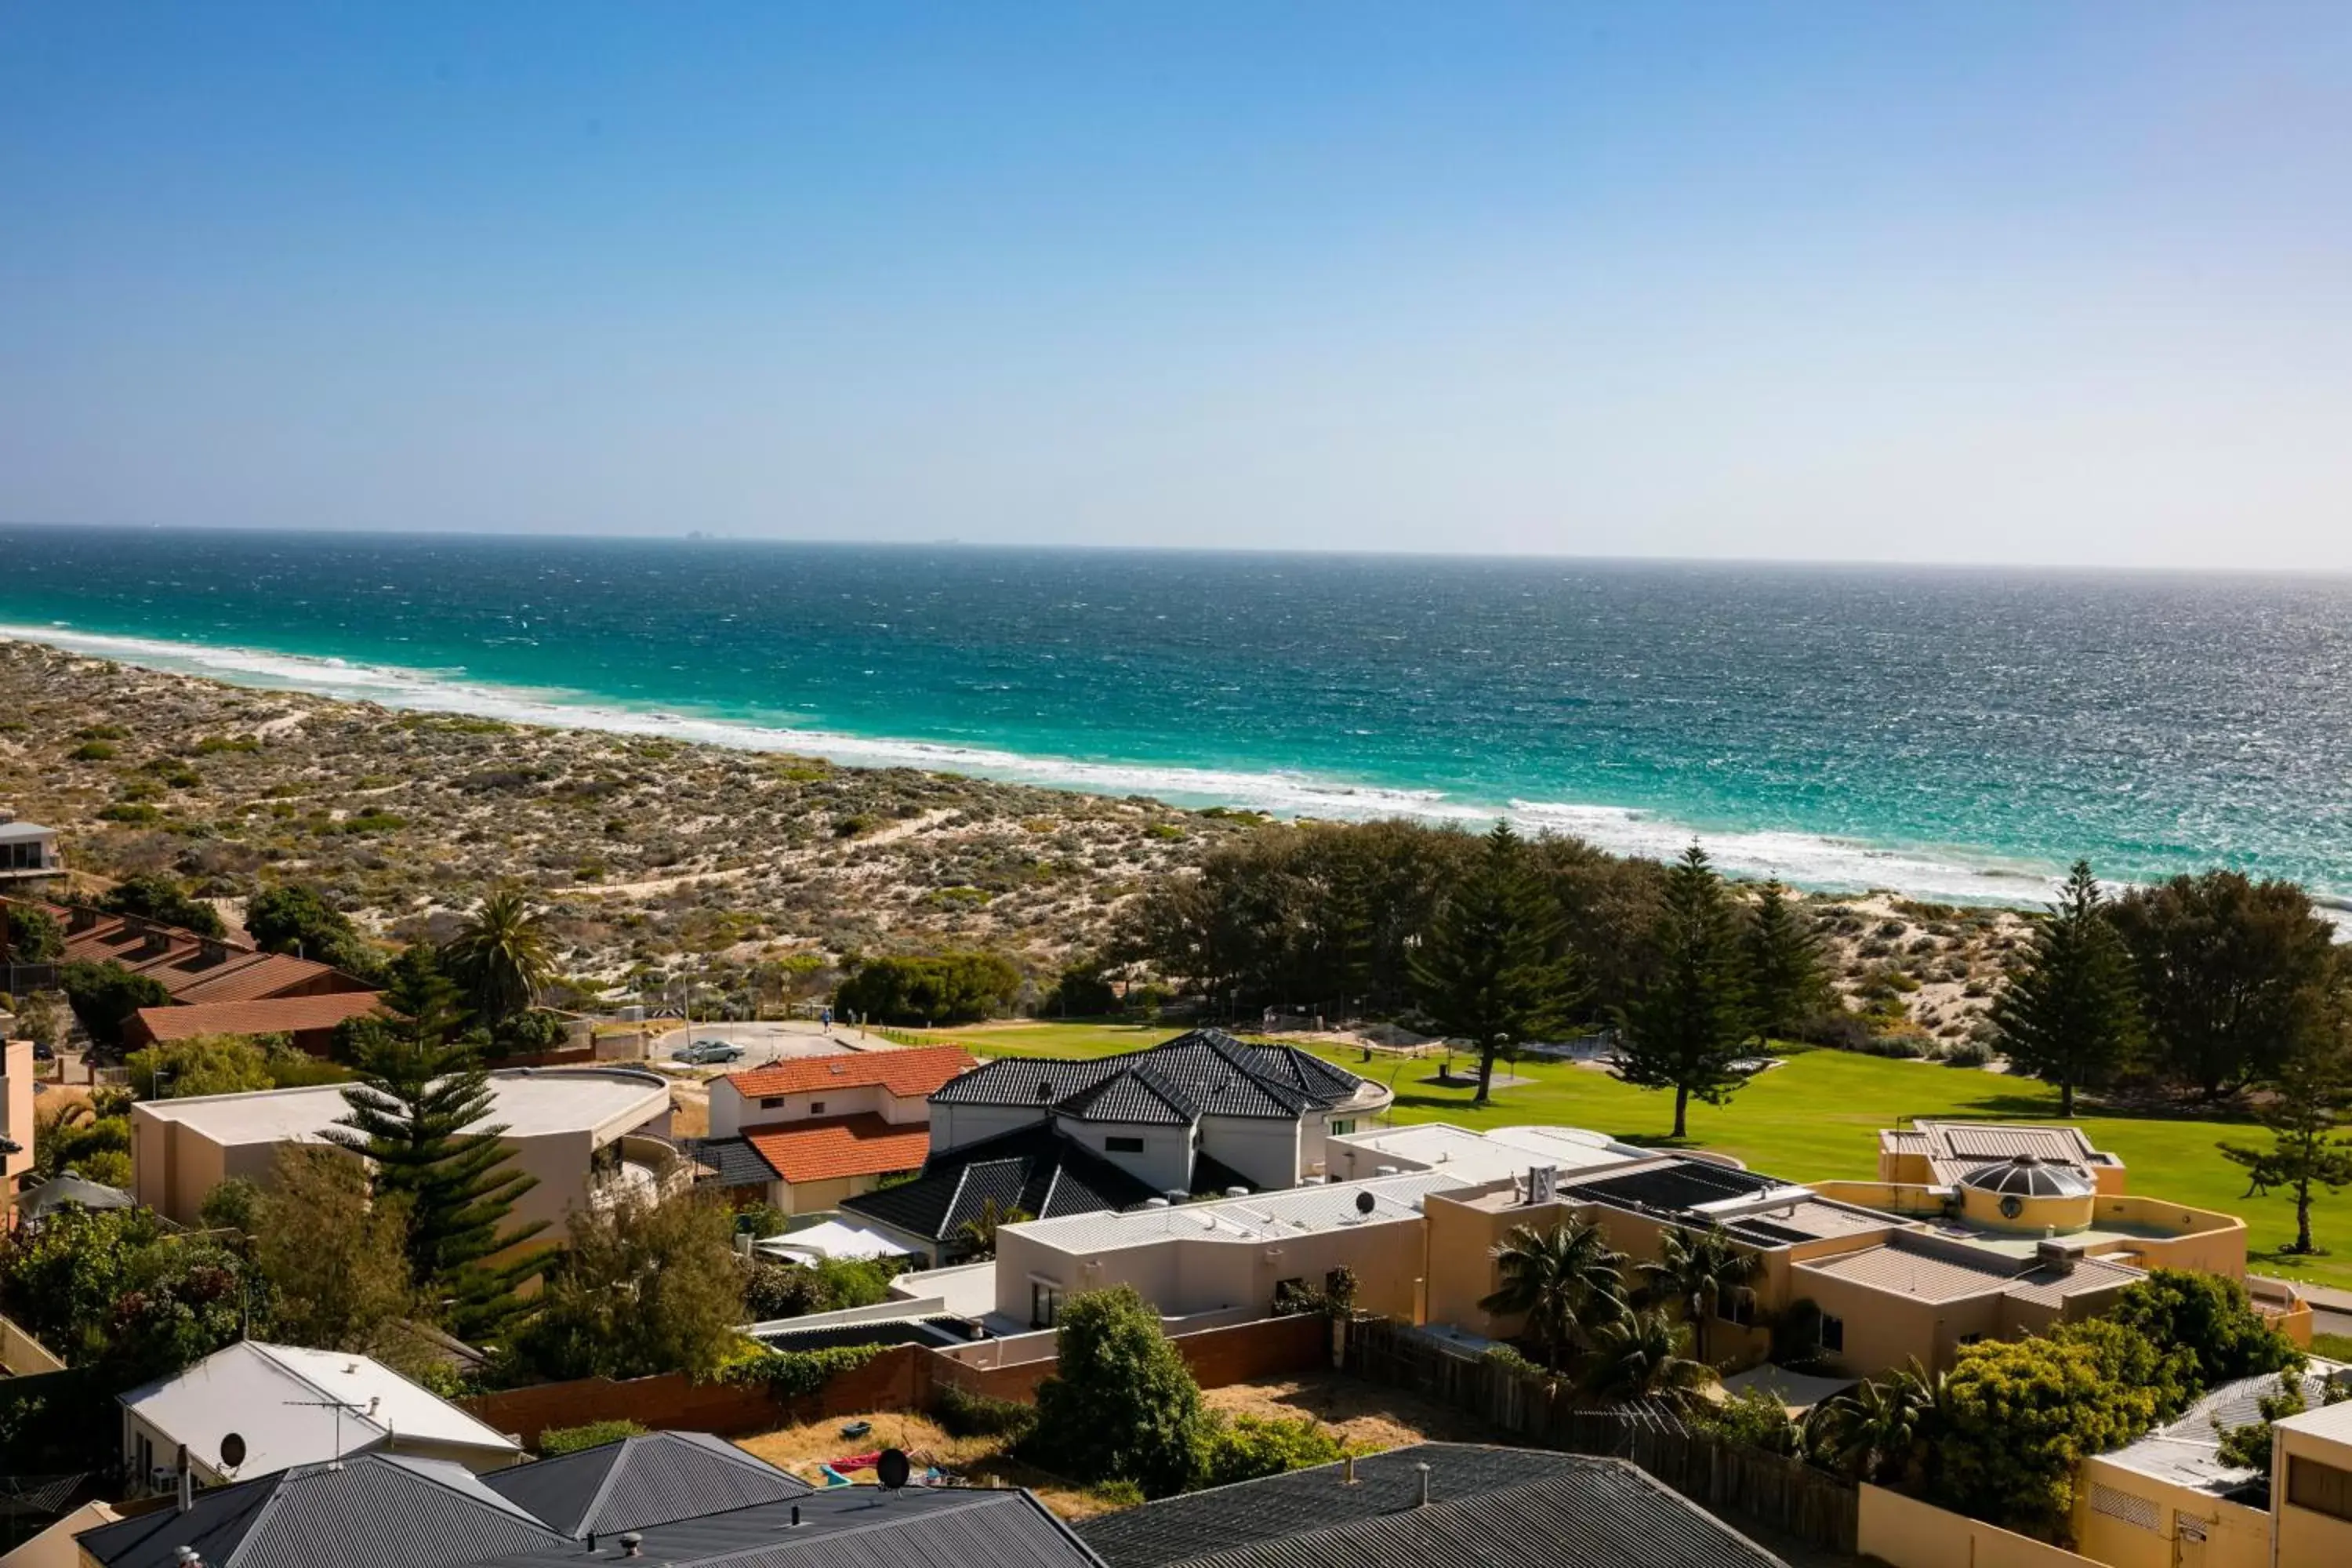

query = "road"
[646,1018,895,1069]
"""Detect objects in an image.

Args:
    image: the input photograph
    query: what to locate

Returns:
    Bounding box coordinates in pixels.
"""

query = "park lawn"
[902,1022,2352,1291]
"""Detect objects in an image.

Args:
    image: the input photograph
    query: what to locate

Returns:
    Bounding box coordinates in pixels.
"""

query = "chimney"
[177,1445,194,1513]
[67,905,97,933]
[1415,1462,1431,1508]
[1341,1453,1357,1486]
[198,937,227,965]
[619,1532,644,1558]
[789,1504,802,1527]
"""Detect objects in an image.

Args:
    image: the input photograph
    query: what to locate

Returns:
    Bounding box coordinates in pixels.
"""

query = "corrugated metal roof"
[1079,1444,1783,1568]
[483,1432,811,1538]
[1796,1236,2140,1308]
[78,1454,569,1568]
[2101,1365,2346,1493]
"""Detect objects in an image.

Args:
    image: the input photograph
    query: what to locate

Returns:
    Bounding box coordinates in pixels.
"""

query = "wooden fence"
[1345,1318,1860,1558]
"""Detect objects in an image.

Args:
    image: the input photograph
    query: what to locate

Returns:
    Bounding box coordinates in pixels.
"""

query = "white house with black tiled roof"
[925,1028,1392,1194]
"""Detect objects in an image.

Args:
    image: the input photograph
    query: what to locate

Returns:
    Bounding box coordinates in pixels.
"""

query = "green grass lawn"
[898,1021,2352,1291]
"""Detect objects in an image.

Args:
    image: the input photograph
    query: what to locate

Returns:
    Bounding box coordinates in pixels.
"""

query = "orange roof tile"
[724,1046,978,1102]
[132,992,386,1044]
[744,1115,933,1185]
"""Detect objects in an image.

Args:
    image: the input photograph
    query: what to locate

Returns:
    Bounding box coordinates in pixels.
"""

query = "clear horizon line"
[4,516,2349,582]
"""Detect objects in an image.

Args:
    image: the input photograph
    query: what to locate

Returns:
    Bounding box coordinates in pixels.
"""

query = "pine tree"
[1743,880,1828,1043]
[2219,1011,2352,1256]
[1989,862,2140,1116]
[1410,821,1585,1103]
[326,1006,548,1345]
[1613,845,1752,1138]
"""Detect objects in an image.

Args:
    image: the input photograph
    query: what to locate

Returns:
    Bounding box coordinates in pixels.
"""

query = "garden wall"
[1858,1485,2101,1568]
[462,1347,925,1448]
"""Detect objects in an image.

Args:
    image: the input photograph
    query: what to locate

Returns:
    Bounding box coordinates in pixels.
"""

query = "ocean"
[4,523,2350,910]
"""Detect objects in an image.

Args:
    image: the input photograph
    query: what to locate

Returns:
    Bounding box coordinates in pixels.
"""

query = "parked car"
[676,1038,745,1065]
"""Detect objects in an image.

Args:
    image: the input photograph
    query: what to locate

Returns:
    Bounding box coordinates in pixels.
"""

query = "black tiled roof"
[1077,1445,1785,1568]
[1058,1065,1196,1126]
[685,1135,784,1188]
[470,1486,1109,1568]
[80,1454,571,1568]
[482,1431,810,1539]
[931,1029,1367,1124]
[842,1124,1163,1247]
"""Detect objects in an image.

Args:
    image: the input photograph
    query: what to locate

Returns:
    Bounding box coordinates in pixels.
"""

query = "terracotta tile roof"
[724,1046,977,1102]
[7,896,368,1004]
[132,993,386,1044]
[744,1114,933,1185]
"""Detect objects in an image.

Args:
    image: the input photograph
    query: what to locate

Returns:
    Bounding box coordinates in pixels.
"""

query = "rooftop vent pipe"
[1341,1453,1357,1486]
[1415,1462,1431,1508]
[619,1532,644,1557]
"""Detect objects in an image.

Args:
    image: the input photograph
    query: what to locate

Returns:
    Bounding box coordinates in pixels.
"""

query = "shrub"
[1703,1386,1805,1456]
[935,1383,1038,1441]
[719,1344,884,1398]
[538,1420,648,1457]
[834,952,1022,1025]
[2,906,63,964]
[1193,1414,1346,1488]
[99,873,227,938]
[60,961,172,1051]
[1941,1039,1991,1068]
[69,740,118,761]
[1024,1285,1208,1497]
[1933,1328,2168,1539]
[2107,1269,2303,1391]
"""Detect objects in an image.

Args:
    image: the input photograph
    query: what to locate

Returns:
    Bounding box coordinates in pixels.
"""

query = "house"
[131,1067,678,1236]
[0,895,375,1006]
[1076,1442,1788,1568]
[927,1027,1392,1193]
[122,991,388,1058]
[479,1430,808,1537]
[0,1037,32,1200]
[840,1122,1171,1265]
[78,1430,1105,1568]
[0,821,61,881]
[2275,1396,2352,1566]
[0,1501,117,1568]
[995,1171,1471,1328]
[119,1341,523,1491]
[689,1045,977,1214]
[2074,1363,2347,1567]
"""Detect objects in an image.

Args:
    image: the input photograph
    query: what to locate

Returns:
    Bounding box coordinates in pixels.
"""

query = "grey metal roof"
[2100,1364,2347,1494]
[78,1454,570,1568]
[1158,1463,1790,1568]
[482,1431,810,1539]
[1078,1444,1584,1568]
[932,1029,1368,1123]
[840,1124,1163,1247]
[469,1486,1108,1568]
[15,1173,136,1221]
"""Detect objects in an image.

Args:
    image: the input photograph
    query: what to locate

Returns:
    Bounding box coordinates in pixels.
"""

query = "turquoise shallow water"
[4,524,2350,907]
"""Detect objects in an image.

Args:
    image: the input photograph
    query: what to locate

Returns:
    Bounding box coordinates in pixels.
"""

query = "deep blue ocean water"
[5,524,2350,908]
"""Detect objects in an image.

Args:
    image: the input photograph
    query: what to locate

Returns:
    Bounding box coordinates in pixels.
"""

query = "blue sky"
[3,2,2348,566]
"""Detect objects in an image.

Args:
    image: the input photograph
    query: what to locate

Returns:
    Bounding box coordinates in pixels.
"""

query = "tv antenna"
[281,1396,378,1471]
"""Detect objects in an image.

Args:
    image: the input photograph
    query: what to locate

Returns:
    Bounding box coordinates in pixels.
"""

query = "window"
[1105,1136,1145,1153]
[2289,1456,2352,1522]
[808,1101,826,1115]
[1818,1314,1845,1352]
[1958,1332,1984,1347]
[1715,1292,1754,1327]
[760,1097,783,1109]
[1330,1120,1355,1137]
[1031,1280,1062,1328]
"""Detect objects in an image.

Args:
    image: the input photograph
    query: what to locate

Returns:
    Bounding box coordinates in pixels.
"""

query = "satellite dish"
[220,1432,247,1471]
[1354,1191,1377,1216]
[876,1448,912,1490]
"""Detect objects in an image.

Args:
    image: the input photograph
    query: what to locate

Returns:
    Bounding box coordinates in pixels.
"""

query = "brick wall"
[463,1347,927,1448]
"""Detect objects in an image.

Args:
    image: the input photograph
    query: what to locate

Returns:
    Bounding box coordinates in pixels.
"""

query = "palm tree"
[955,1198,1033,1260]
[443,887,554,1025]
[1807,1361,1940,1483]
[1638,1224,1760,1367]
[1581,1308,1714,1406]
[1479,1218,1628,1370]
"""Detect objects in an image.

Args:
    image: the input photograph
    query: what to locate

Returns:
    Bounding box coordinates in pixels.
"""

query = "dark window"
[1715,1292,1755,1327]
[2290,1457,2352,1522]
[760,1097,783,1109]
[1330,1119,1356,1137]
[1819,1314,1846,1352]
[808,1101,826,1115]
[1031,1280,1062,1328]
[1105,1136,1145,1153]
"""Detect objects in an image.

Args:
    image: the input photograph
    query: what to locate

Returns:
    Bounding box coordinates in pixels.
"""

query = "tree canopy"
[1612,846,1753,1138]
[442,887,555,1025]
[1025,1285,1209,1497]
[835,951,1022,1025]
[59,960,172,1051]
[1988,862,2140,1116]
[244,883,376,975]
[514,1194,746,1383]
[249,1145,418,1359]
[1411,821,1585,1102]
[97,874,226,938]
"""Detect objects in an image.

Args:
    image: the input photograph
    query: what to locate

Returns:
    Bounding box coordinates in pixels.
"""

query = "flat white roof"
[122,1341,518,1477]
[1008,1171,1469,1254]
[0,822,56,842]
[2281,1395,2352,1444]
[1331,1122,1644,1184]
[134,1067,670,1145]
